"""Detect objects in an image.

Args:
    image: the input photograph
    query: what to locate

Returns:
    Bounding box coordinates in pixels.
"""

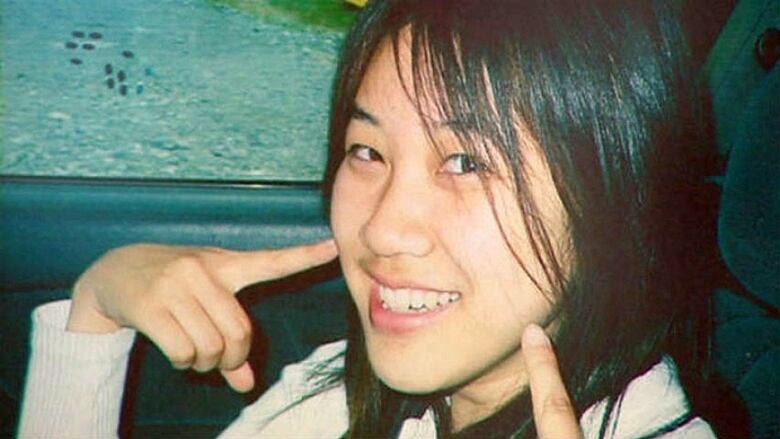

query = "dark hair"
[322,1,720,437]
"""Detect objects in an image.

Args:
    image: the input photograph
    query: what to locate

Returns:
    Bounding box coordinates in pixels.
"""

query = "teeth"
[424,292,439,309]
[379,285,461,313]
[396,289,409,308]
[410,291,424,309]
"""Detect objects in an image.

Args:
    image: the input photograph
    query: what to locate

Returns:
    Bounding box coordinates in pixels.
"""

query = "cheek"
[447,194,556,330]
[330,166,363,242]
[450,218,547,322]
[330,167,371,303]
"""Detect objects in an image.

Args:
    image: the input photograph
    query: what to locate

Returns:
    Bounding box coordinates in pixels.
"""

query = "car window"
[2,0,352,182]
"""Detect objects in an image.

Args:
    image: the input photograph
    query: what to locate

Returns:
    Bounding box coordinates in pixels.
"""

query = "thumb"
[221,361,255,393]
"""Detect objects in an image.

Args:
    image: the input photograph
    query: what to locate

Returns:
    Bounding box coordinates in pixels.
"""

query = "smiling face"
[330,35,569,421]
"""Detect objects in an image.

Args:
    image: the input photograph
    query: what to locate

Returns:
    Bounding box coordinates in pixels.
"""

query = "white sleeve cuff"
[18,300,137,439]
[31,300,137,361]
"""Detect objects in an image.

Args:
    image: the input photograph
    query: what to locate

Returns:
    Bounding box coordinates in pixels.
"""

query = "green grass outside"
[209,0,360,32]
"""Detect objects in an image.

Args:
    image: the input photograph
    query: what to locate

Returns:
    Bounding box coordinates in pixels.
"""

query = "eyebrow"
[351,105,379,126]
[351,103,478,133]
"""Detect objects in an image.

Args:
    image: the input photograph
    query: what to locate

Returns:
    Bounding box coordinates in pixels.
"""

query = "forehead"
[355,29,454,126]
[355,38,409,108]
[351,27,550,166]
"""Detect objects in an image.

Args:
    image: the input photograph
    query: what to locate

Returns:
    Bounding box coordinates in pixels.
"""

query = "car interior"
[1,0,777,437]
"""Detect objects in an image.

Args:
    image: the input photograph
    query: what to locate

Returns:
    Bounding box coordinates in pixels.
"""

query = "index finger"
[522,324,582,439]
[219,239,338,293]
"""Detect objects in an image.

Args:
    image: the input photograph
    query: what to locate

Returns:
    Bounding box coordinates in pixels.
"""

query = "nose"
[360,171,435,258]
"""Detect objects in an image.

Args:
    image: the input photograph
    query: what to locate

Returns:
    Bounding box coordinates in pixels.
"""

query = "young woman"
[20,1,721,437]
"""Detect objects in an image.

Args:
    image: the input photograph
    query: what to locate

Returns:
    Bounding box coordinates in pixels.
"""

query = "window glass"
[2,0,351,182]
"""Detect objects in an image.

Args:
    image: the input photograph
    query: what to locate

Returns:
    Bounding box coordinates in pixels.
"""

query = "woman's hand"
[522,324,584,439]
[67,239,338,392]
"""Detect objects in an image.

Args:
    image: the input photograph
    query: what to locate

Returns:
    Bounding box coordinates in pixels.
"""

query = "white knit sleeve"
[17,300,136,439]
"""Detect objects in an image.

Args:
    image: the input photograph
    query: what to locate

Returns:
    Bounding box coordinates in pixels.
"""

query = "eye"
[347,143,383,163]
[441,153,490,175]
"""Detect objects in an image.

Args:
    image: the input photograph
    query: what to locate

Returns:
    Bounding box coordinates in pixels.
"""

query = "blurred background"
[2,0,359,182]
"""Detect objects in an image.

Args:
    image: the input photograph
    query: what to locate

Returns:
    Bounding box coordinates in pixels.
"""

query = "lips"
[368,278,461,333]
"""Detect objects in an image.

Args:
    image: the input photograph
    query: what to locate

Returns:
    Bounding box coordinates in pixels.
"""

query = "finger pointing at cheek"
[66,239,339,395]
[216,239,339,293]
[205,239,338,390]
[522,324,583,439]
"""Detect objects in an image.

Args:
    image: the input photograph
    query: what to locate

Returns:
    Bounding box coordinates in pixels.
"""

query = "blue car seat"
[709,1,780,436]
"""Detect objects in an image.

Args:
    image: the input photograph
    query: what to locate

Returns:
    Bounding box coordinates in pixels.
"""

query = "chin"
[365,339,459,395]
[373,365,447,395]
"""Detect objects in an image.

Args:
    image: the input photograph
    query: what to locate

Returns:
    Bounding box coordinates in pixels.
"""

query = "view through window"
[2,0,351,181]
